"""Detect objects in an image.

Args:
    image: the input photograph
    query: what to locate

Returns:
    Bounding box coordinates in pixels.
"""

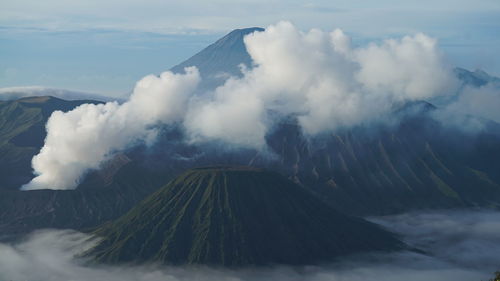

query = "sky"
[1,0,499,96]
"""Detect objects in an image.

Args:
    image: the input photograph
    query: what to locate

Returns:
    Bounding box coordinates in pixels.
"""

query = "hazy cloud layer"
[0,210,498,281]
[370,210,500,270]
[23,22,458,190]
[433,84,500,132]
[2,0,499,38]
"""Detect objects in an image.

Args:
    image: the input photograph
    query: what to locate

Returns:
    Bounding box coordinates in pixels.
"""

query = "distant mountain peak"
[473,68,497,82]
[226,27,264,35]
[454,67,500,87]
[222,27,265,40]
[0,86,117,102]
[170,27,264,90]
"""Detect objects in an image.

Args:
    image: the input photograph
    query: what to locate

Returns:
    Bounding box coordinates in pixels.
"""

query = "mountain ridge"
[0,87,118,102]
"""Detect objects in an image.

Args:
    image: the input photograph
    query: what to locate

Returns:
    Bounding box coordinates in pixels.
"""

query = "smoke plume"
[22,68,200,190]
[23,21,458,190]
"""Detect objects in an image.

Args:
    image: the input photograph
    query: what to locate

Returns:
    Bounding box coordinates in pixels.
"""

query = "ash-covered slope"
[170,27,263,89]
[266,113,500,215]
[90,167,404,266]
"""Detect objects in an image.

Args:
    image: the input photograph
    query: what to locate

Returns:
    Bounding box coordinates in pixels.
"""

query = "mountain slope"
[265,114,500,215]
[89,167,404,266]
[170,27,263,90]
[0,162,170,242]
[454,68,500,87]
[0,86,117,102]
[123,110,500,216]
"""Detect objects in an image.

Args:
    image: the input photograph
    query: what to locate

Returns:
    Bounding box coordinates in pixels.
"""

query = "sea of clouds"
[0,210,498,281]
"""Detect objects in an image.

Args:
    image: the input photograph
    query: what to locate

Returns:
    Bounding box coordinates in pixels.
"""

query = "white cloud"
[185,21,454,143]
[355,33,455,100]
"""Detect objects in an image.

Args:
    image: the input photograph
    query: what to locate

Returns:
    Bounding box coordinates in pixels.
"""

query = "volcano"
[89,167,404,266]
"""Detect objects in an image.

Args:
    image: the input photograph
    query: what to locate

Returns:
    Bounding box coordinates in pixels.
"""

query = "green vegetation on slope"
[90,167,404,266]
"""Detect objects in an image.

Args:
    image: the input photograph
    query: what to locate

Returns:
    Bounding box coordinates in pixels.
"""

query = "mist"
[23,21,463,190]
[1,210,498,281]
[433,83,500,132]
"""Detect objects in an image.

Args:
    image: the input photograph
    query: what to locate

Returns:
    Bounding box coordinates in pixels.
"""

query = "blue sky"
[1,0,499,96]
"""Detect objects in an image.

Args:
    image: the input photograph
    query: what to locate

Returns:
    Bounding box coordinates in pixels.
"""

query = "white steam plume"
[23,21,456,190]
[22,67,200,190]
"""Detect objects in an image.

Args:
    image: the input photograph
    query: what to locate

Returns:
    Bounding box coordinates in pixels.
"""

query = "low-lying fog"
[1,210,498,281]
